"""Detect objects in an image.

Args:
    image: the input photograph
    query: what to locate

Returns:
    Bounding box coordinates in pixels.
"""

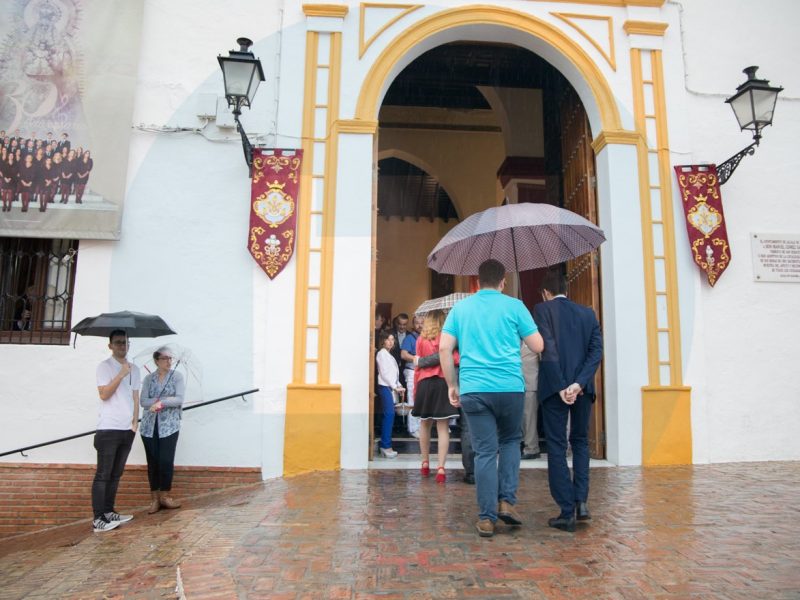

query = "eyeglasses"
[157,356,173,362]
[111,340,130,346]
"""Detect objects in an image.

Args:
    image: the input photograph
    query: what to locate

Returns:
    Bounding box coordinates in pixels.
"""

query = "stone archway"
[350,7,649,467]
[355,6,624,136]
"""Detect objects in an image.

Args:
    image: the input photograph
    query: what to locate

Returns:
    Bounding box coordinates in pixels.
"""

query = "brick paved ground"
[1,462,798,599]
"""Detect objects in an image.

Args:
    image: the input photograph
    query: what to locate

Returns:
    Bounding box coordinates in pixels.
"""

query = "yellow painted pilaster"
[642,386,692,464]
[285,384,342,475]
[628,31,693,464]
[285,14,346,475]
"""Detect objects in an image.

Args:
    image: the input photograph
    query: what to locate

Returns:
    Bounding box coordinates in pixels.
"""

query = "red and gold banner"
[674,164,731,287]
[248,149,303,279]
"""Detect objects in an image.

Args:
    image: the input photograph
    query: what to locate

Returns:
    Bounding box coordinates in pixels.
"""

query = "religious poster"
[248,148,303,279]
[674,164,731,287]
[0,0,144,239]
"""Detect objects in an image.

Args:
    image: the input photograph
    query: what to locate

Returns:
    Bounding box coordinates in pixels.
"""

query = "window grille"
[0,238,79,345]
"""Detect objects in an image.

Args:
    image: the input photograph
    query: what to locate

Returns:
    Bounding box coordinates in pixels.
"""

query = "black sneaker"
[92,517,121,533]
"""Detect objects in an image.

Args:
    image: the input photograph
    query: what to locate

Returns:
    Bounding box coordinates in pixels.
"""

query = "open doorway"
[371,41,605,460]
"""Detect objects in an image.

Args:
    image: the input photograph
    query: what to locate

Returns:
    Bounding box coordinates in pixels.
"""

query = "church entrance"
[370,41,606,461]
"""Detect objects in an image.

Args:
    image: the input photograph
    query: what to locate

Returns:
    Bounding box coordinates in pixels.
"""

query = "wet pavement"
[1,462,798,599]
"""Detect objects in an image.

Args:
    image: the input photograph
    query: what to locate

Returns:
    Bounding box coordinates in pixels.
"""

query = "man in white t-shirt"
[91,329,141,532]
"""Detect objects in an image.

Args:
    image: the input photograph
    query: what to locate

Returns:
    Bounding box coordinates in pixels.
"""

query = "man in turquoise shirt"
[440,259,544,538]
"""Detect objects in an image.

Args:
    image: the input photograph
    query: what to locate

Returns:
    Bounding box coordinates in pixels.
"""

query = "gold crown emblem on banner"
[254,180,295,228]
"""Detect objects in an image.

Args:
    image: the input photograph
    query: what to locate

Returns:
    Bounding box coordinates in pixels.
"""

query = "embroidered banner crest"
[249,149,303,279]
[674,164,731,287]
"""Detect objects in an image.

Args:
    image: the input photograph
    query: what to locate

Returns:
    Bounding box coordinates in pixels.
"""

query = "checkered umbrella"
[427,203,606,275]
[414,292,472,316]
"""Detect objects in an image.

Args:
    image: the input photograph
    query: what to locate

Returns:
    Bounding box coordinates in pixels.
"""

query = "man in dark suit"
[533,270,603,532]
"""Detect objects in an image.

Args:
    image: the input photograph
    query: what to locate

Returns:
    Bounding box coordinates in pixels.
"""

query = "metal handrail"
[0,388,259,458]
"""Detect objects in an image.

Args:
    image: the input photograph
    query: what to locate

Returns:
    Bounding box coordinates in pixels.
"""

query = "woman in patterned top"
[140,348,185,513]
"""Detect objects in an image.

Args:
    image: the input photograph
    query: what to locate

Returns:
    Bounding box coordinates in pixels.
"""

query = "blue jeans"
[541,392,593,517]
[460,392,524,522]
[377,385,395,449]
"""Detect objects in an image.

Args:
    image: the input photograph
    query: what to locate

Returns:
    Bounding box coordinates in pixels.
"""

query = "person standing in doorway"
[375,330,404,458]
[412,310,460,483]
[440,259,544,537]
[390,313,410,388]
[521,344,541,460]
[534,270,603,532]
[92,330,141,532]
[400,315,424,439]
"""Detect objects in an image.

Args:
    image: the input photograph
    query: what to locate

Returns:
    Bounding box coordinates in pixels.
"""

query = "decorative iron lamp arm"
[232,106,254,175]
[717,140,758,186]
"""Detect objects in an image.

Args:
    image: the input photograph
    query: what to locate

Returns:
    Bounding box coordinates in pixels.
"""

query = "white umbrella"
[414,292,472,316]
[427,203,605,275]
[133,343,204,405]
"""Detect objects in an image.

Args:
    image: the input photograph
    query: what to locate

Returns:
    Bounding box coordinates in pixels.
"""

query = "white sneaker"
[93,518,121,533]
[379,448,398,458]
[105,511,133,524]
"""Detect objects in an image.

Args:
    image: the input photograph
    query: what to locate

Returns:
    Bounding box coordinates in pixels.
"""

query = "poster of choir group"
[0,0,143,239]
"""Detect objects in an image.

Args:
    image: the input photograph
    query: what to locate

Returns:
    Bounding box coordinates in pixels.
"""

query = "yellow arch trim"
[359,3,423,59]
[552,12,616,71]
[355,5,621,131]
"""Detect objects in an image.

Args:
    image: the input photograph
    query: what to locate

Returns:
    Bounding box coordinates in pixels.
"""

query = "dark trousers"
[141,426,179,491]
[459,407,474,476]
[542,393,593,517]
[75,183,86,203]
[92,429,135,519]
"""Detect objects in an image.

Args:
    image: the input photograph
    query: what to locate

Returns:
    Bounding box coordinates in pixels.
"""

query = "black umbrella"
[71,311,176,383]
[71,310,176,339]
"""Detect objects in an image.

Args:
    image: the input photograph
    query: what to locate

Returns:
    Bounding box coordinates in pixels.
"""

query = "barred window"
[0,238,79,345]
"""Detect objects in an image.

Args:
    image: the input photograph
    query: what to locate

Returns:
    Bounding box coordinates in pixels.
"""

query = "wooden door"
[560,88,605,459]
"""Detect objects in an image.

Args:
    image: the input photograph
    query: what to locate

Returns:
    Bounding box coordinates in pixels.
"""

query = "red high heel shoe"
[435,467,446,483]
[420,461,430,477]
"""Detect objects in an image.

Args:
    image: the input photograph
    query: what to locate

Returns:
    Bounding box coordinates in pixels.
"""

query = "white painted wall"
[673,0,800,462]
[1,0,302,473]
[3,0,799,470]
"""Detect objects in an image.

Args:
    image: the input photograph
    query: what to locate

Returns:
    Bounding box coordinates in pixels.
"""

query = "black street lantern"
[718,66,783,185]
[218,38,265,174]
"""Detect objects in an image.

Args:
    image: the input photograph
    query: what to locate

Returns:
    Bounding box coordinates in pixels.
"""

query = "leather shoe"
[521,452,541,460]
[576,501,591,521]
[463,473,475,484]
[497,500,523,526]
[476,519,495,538]
[548,515,576,532]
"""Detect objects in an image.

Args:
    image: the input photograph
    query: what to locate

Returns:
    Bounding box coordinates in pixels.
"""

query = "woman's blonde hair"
[421,309,446,340]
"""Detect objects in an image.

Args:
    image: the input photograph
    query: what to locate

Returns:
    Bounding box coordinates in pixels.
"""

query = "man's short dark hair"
[392,313,409,328]
[539,270,567,296]
[108,329,126,343]
[478,259,506,288]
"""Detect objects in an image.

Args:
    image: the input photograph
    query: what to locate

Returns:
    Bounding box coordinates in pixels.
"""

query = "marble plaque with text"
[751,233,800,283]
